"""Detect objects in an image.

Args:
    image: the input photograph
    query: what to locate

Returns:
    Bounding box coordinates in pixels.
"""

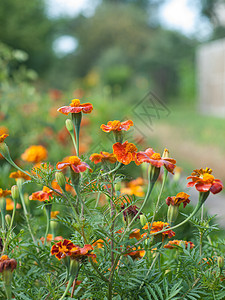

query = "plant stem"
[59,275,74,300]
[44,203,52,246]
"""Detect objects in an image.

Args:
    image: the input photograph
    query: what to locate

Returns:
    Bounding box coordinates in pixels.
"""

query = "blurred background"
[0,0,225,203]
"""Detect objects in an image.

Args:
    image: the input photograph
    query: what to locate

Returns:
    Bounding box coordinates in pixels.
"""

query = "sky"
[47,0,211,54]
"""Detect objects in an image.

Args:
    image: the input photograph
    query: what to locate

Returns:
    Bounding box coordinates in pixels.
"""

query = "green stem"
[59,275,74,300]
[44,203,52,246]
[5,284,12,300]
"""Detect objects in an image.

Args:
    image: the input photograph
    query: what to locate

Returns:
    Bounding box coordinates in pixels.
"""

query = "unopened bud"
[167,205,179,225]
[140,214,148,227]
[16,178,24,191]
[5,214,11,227]
[55,171,66,190]
[218,256,224,270]
[66,119,74,133]
[11,185,19,201]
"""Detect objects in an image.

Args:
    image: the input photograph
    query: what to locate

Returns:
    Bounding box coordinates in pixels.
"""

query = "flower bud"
[5,214,11,227]
[162,148,169,159]
[11,185,19,201]
[167,205,179,225]
[140,214,148,227]
[65,119,74,133]
[218,256,224,270]
[55,171,66,190]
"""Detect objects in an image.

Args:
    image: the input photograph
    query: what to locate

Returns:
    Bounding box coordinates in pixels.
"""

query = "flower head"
[57,99,93,115]
[89,151,117,164]
[164,240,195,249]
[101,120,133,132]
[6,198,21,210]
[29,186,54,202]
[70,244,96,261]
[51,239,75,260]
[113,141,140,165]
[0,134,9,143]
[137,148,176,174]
[56,156,92,173]
[143,221,175,240]
[125,247,145,259]
[0,255,17,273]
[21,145,48,163]
[166,192,190,208]
[187,168,223,194]
[9,170,31,181]
[121,204,140,222]
[0,189,11,198]
[51,211,60,219]
[92,239,104,249]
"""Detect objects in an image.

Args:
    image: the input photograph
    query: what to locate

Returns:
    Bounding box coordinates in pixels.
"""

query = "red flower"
[113,141,140,165]
[29,186,54,202]
[166,192,190,208]
[70,244,96,261]
[100,120,133,132]
[187,168,223,194]
[137,148,176,174]
[56,156,92,173]
[143,221,175,240]
[89,151,117,164]
[164,240,195,249]
[0,255,17,273]
[51,239,75,260]
[57,99,93,115]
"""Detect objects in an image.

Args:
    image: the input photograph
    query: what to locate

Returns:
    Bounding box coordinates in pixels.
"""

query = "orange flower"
[100,120,133,132]
[89,152,117,164]
[0,255,17,273]
[51,179,75,195]
[143,221,175,239]
[137,148,176,174]
[129,229,141,240]
[0,134,9,143]
[29,186,54,202]
[0,126,8,136]
[9,170,31,181]
[120,186,144,197]
[187,168,223,194]
[51,211,60,219]
[70,244,96,261]
[113,141,140,165]
[166,192,190,208]
[40,234,63,244]
[57,99,93,115]
[51,239,75,260]
[21,145,48,163]
[0,189,11,197]
[6,198,21,210]
[164,240,195,249]
[56,156,92,173]
[125,247,145,259]
[92,239,104,249]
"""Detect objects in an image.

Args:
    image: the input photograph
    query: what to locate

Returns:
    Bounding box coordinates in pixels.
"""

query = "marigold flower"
[125,247,145,259]
[129,229,141,240]
[121,204,140,222]
[57,99,93,115]
[51,211,60,219]
[113,141,140,165]
[89,152,117,164]
[164,240,195,249]
[40,234,63,244]
[29,186,54,202]
[166,192,190,208]
[92,239,104,249]
[70,244,96,261]
[100,120,133,132]
[51,239,75,260]
[21,145,48,163]
[0,134,9,143]
[143,221,175,239]
[120,185,144,197]
[137,148,176,174]
[5,198,21,210]
[187,168,223,194]
[0,189,11,198]
[0,127,8,136]
[51,178,75,195]
[56,156,92,173]
[0,255,17,273]
[9,170,31,181]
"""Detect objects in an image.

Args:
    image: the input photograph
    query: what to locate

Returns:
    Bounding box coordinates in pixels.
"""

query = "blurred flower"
[137,148,176,174]
[51,211,60,219]
[51,239,75,260]
[9,170,31,181]
[89,152,117,164]
[48,89,62,101]
[0,189,11,197]
[0,255,17,273]
[5,198,21,210]
[57,127,70,145]
[29,186,54,202]
[113,141,140,165]
[70,244,96,261]
[56,156,92,173]
[164,240,195,249]
[40,234,63,244]
[0,126,8,136]
[73,88,84,99]
[166,192,190,208]
[187,168,223,194]
[32,162,53,177]
[125,247,145,259]
[121,204,140,222]
[92,239,104,249]
[57,99,93,115]
[51,178,75,195]
[21,145,48,163]
[129,229,141,240]
[143,221,175,240]
[0,134,9,143]
[101,120,133,132]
